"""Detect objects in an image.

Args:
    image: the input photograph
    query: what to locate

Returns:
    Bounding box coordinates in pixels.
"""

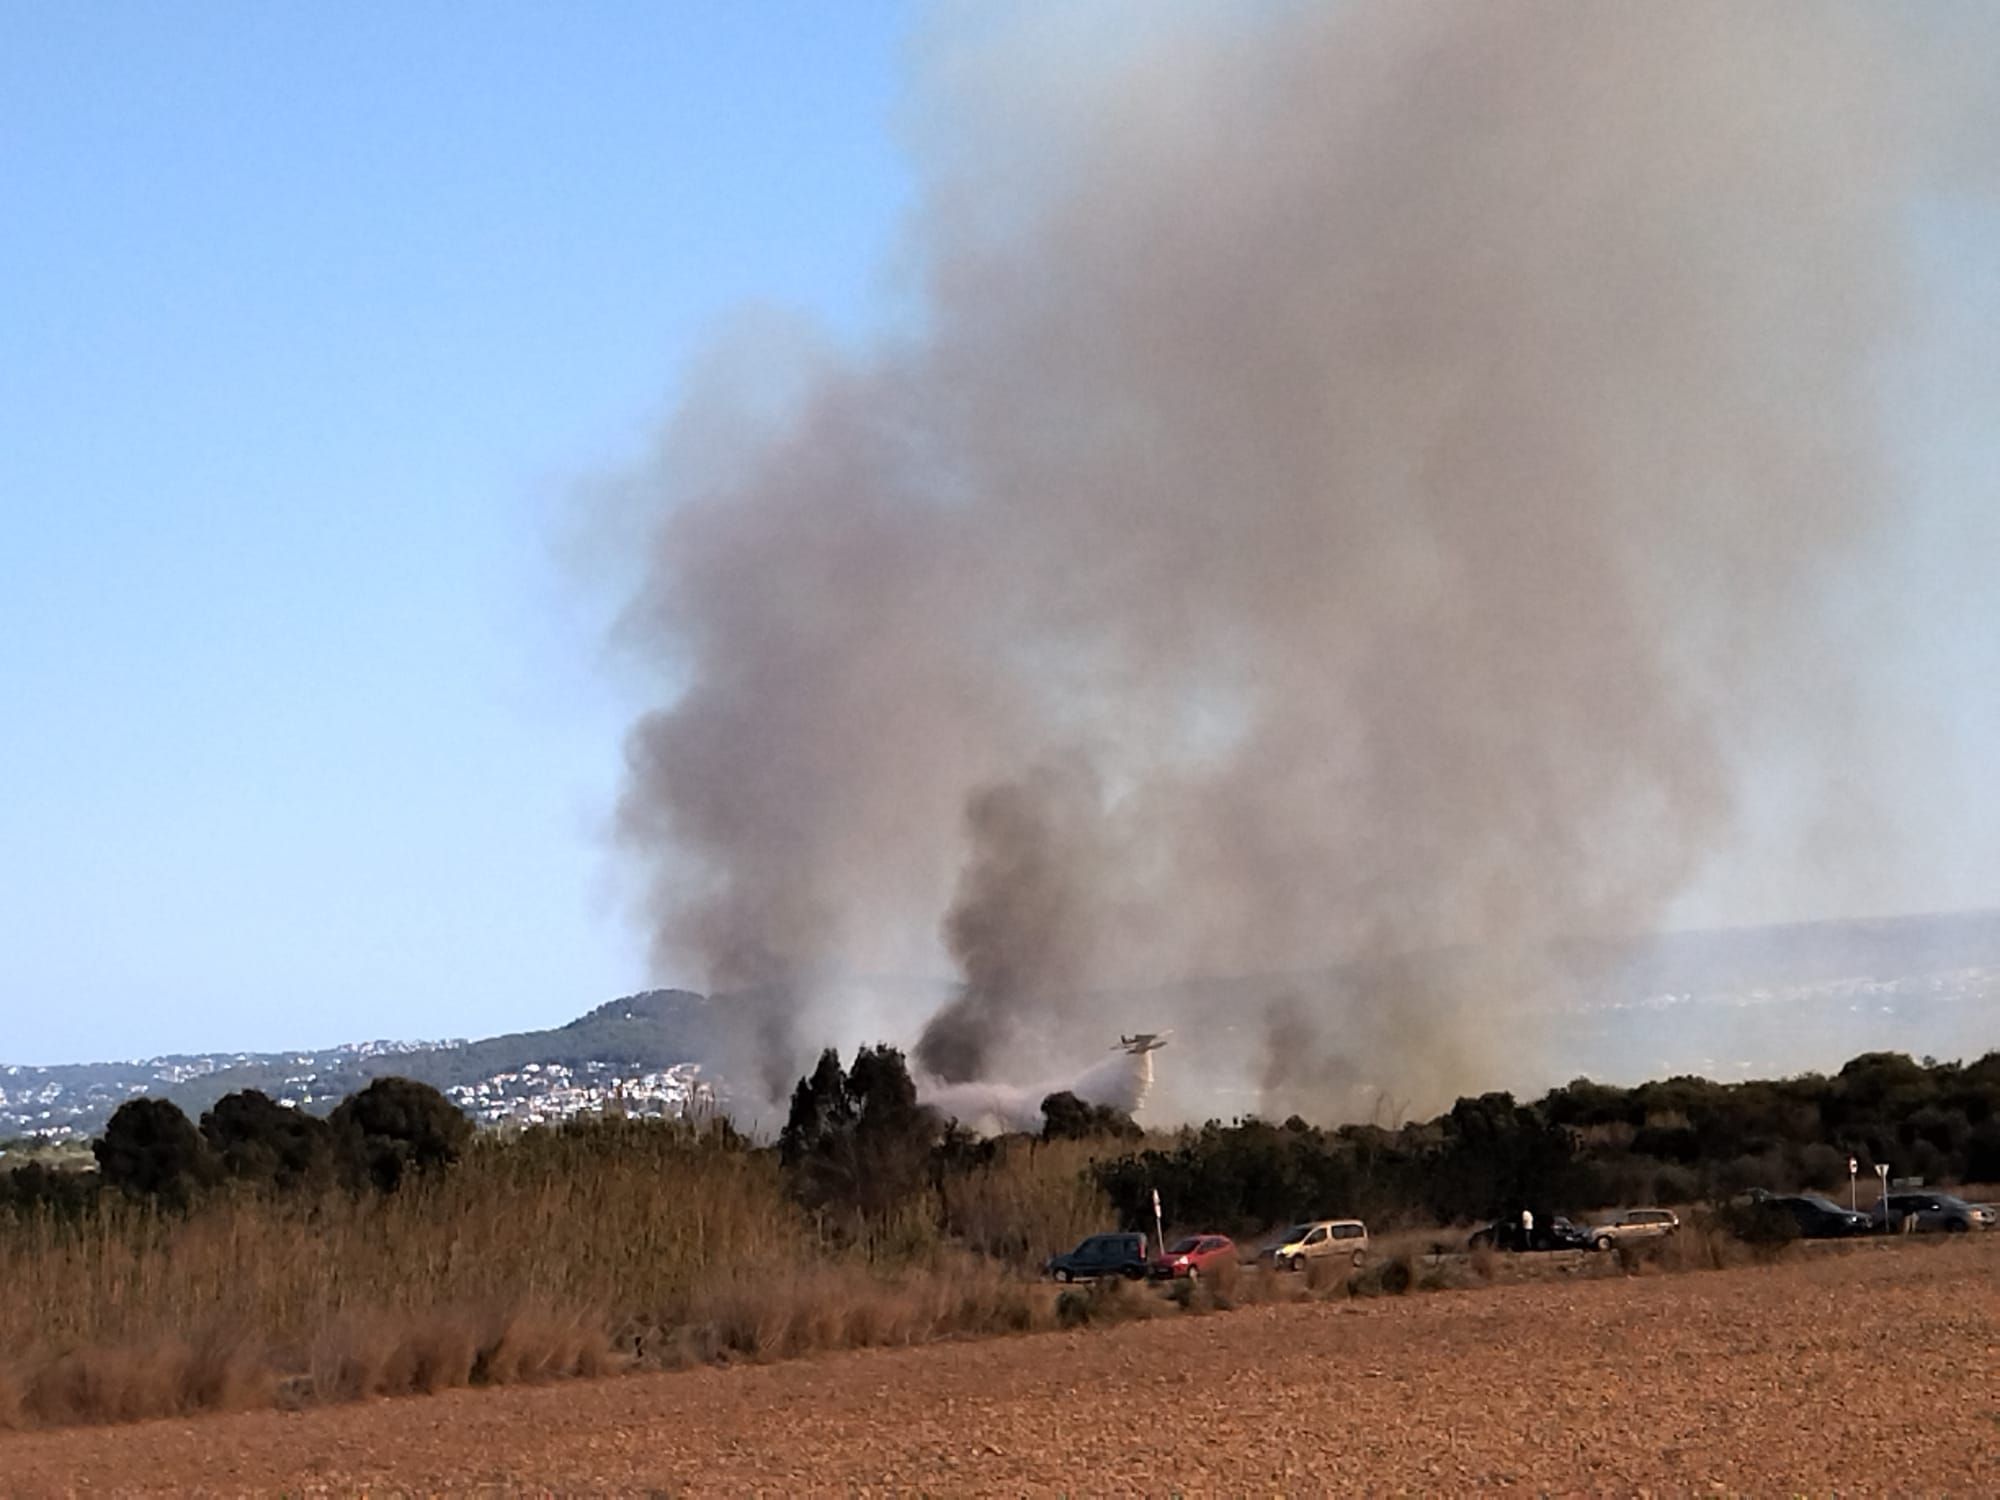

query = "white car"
[1586,1207,1680,1250]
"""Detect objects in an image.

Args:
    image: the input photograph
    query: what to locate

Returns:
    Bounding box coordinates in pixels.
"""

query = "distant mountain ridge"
[0,990,713,1139]
[1557,907,2000,1000]
[7,909,2000,1140]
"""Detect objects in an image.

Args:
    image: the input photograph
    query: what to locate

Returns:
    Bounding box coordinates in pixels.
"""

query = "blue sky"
[2,3,916,1062]
[5,6,1998,1071]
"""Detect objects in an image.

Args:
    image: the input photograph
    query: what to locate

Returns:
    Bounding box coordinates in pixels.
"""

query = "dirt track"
[6,1239,1997,1496]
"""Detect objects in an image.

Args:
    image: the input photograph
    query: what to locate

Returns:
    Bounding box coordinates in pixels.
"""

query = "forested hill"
[0,990,712,1138]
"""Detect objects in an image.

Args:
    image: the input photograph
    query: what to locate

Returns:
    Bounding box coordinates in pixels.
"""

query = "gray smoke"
[918,761,1106,1081]
[610,3,1999,1117]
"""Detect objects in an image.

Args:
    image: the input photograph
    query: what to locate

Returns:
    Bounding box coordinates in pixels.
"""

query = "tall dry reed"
[0,1117,1110,1429]
[936,1136,1116,1265]
[0,1118,797,1358]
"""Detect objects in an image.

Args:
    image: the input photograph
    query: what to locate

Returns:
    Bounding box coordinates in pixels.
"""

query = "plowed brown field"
[6,1238,1996,1496]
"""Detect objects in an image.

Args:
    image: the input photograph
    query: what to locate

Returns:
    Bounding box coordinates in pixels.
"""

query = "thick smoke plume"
[921,762,1105,1081]
[612,3,1998,1118]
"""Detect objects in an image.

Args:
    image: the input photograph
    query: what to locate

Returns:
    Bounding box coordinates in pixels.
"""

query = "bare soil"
[5,1237,1996,1496]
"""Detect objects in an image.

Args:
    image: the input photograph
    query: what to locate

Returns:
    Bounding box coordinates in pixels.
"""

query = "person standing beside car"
[1520,1206,1534,1250]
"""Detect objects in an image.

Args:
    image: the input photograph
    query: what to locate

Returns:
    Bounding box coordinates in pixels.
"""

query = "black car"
[1764,1193,1872,1238]
[1045,1232,1151,1282]
[1865,1191,1995,1233]
[1468,1212,1593,1253]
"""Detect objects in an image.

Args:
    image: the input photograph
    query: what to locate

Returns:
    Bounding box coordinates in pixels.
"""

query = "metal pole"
[1152,1187,1165,1260]
[1849,1157,1858,1215]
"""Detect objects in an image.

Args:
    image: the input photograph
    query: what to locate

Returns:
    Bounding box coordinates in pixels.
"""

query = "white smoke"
[918,1036,1162,1136]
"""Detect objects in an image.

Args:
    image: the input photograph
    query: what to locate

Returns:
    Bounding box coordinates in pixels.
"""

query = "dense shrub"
[1364,1255,1416,1296]
[1965,1122,2000,1183]
[1040,1090,1141,1142]
[1087,1049,2000,1233]
[93,1099,216,1209]
[779,1045,939,1225]
[329,1077,472,1192]
[9,1043,2000,1433]
[201,1090,338,1194]
[0,1161,99,1220]
[1709,1200,1800,1262]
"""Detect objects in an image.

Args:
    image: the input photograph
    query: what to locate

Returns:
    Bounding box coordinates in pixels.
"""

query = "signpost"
[1849,1156,1859,1214]
[1876,1162,1891,1229]
[1151,1187,1165,1260]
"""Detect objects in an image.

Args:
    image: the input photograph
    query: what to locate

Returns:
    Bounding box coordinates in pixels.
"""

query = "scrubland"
[7,1042,1999,1434]
[4,1232,1995,1495]
[3,1105,1971,1435]
[0,1120,1118,1428]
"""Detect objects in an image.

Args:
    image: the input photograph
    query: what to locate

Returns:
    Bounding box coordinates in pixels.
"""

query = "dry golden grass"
[10,1236,1998,1494]
[1057,1271,1169,1326]
[12,1116,1926,1434]
[0,1118,1113,1430]
[303,1303,620,1406]
[3,1324,277,1429]
[1370,1224,1468,1263]
[660,1256,1060,1365]
[936,1135,1116,1263]
[0,1121,794,1357]
[0,1121,782,1427]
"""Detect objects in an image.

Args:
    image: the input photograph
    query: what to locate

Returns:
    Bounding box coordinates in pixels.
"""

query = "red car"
[1150,1233,1237,1280]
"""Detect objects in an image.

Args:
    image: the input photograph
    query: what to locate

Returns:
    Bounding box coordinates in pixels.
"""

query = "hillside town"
[0,1038,451,1139]
[0,1053,711,1141]
[444,1060,712,1127]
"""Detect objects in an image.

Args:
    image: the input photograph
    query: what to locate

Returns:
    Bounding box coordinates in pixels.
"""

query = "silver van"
[1262,1218,1369,1269]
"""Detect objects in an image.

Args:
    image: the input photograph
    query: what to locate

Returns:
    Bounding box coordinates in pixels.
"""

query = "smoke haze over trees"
[605,3,2000,1115]
[15,1048,2000,1236]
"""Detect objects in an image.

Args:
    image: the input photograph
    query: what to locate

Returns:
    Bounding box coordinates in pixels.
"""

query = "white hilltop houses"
[445,1059,713,1127]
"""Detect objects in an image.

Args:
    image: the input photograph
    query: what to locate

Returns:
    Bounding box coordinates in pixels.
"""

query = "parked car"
[1764,1193,1872,1238]
[1468,1213,1593,1253]
[1150,1234,1238,1280]
[1261,1219,1369,1270]
[1045,1232,1151,1283]
[1586,1208,1681,1251]
[1865,1191,1996,1234]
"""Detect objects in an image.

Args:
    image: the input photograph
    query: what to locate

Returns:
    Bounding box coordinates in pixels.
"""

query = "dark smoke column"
[606,2,1997,1115]
[917,764,1104,1082]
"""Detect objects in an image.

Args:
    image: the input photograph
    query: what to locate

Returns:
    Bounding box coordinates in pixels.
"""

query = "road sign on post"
[1849,1156,1859,1213]
[1151,1188,1165,1260]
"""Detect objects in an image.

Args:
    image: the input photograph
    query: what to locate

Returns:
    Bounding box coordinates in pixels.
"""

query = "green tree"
[0,1159,100,1218]
[1965,1120,2000,1183]
[1040,1090,1140,1142]
[778,1044,938,1221]
[779,1048,855,1169]
[93,1098,217,1207]
[329,1077,472,1192]
[200,1089,337,1193]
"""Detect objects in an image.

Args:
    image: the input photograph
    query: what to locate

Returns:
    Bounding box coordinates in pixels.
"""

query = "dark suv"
[1045,1232,1151,1282]
[1866,1191,1994,1233]
[1764,1193,1872,1238]
[1468,1212,1593,1253]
